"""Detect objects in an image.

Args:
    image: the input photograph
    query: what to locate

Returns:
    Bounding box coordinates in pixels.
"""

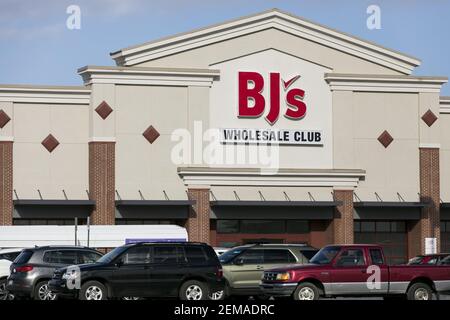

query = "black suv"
[7,246,103,300]
[49,242,224,300]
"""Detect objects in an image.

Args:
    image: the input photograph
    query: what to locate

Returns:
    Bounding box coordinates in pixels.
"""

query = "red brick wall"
[333,190,354,244]
[419,147,441,253]
[186,188,210,243]
[0,141,13,225]
[89,142,115,225]
[310,220,333,248]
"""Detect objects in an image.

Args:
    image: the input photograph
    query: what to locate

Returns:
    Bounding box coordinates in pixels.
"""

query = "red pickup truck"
[260,244,450,300]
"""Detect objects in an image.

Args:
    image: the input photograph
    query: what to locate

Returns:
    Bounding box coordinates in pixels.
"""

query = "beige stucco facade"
[0,9,449,259]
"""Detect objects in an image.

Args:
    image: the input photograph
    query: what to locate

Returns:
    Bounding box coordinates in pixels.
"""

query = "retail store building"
[0,9,449,263]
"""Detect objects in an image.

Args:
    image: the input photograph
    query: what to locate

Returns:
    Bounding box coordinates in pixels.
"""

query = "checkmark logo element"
[282,75,301,90]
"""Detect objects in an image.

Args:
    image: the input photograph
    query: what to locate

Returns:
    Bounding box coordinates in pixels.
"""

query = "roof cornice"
[111,8,421,74]
[324,73,448,93]
[177,166,366,188]
[440,96,450,114]
[0,84,91,104]
[77,65,220,86]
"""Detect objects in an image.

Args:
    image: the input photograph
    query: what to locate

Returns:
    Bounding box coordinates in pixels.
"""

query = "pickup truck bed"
[260,244,450,300]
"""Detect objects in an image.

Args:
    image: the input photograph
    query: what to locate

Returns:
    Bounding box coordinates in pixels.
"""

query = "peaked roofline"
[110,8,421,74]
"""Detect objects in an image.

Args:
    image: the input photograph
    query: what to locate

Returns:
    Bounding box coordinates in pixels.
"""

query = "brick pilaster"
[0,141,13,225]
[333,189,354,244]
[186,188,210,243]
[419,147,440,253]
[89,142,115,225]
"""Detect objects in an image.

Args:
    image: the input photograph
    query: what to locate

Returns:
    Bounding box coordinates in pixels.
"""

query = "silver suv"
[7,246,102,300]
[217,244,318,299]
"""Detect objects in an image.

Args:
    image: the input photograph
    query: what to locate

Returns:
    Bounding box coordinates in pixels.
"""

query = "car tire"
[0,278,14,300]
[179,280,209,301]
[407,283,433,300]
[79,281,107,301]
[293,282,320,301]
[34,281,57,301]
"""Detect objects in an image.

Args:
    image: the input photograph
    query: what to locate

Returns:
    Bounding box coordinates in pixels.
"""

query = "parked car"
[408,253,450,265]
[0,248,25,300]
[49,242,224,300]
[260,244,450,300]
[7,246,103,300]
[213,247,228,256]
[213,244,318,300]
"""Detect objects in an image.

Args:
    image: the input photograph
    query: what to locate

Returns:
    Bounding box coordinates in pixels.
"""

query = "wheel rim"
[210,291,223,300]
[186,285,203,300]
[414,288,430,300]
[38,284,57,300]
[0,282,13,300]
[85,286,103,300]
[298,287,315,300]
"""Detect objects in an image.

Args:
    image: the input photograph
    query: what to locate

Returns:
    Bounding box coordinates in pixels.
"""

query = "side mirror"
[234,258,244,266]
[115,260,123,268]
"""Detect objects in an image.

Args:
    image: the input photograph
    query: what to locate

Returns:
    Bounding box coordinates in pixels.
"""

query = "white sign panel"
[209,49,333,169]
[425,237,437,254]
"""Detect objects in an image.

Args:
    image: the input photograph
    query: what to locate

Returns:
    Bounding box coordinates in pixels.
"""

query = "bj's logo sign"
[238,71,306,125]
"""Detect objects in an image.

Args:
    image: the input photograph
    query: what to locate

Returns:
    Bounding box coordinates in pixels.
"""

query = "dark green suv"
[214,244,318,299]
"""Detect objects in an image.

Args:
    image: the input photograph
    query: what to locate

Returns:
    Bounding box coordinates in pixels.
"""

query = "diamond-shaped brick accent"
[95,101,113,120]
[378,130,394,148]
[421,109,437,127]
[143,125,160,144]
[41,134,60,153]
[0,109,11,128]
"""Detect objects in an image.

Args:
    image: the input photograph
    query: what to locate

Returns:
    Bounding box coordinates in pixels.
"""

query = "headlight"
[276,272,291,281]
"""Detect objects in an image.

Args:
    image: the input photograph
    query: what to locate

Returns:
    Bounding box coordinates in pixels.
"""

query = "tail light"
[15,265,33,273]
[216,267,223,279]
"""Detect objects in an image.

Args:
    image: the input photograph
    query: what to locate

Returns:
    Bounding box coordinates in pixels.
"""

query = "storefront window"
[286,220,309,234]
[217,220,239,233]
[376,221,390,232]
[360,221,375,232]
[240,220,285,234]
[391,221,406,232]
[355,220,407,265]
[13,219,87,225]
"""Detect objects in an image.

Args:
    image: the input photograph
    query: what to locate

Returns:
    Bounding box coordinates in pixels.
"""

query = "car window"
[78,251,102,264]
[184,246,209,264]
[300,250,318,261]
[335,249,366,267]
[153,246,181,264]
[43,250,79,265]
[14,250,33,264]
[59,251,79,264]
[120,246,151,265]
[236,249,264,264]
[438,256,450,265]
[369,249,384,265]
[263,249,296,264]
[408,256,424,265]
[0,251,21,262]
[426,258,438,265]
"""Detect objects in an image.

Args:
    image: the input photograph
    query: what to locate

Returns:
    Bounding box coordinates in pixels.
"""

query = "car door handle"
[256,266,264,270]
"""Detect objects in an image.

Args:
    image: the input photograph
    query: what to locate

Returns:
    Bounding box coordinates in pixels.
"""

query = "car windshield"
[309,246,341,265]
[219,247,246,263]
[96,246,128,264]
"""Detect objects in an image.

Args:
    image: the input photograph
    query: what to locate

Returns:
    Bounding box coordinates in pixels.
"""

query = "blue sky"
[1,0,449,94]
